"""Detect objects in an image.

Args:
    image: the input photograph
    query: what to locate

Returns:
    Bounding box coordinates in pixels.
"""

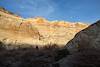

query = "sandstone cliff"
[0,7,88,47]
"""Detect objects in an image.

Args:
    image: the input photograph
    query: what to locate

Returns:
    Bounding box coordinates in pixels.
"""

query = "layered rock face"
[0,7,88,47]
[0,9,40,46]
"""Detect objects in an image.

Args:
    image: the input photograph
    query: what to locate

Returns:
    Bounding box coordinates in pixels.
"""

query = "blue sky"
[0,0,100,23]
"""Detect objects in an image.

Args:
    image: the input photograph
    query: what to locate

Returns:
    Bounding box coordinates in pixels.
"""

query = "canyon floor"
[1,7,100,67]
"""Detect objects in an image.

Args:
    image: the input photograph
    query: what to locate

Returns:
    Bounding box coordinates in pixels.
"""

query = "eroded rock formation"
[56,20,100,67]
[66,20,100,53]
[0,7,88,48]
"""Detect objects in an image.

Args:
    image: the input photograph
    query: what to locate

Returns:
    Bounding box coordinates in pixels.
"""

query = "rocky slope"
[66,20,100,53]
[56,20,100,67]
[0,7,88,48]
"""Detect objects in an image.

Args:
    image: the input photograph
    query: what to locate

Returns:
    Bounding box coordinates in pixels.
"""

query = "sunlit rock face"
[0,7,88,47]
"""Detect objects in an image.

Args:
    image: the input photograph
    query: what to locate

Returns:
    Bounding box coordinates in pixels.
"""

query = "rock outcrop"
[56,48,100,67]
[0,7,88,48]
[0,8,40,46]
[56,20,100,67]
[66,20,100,53]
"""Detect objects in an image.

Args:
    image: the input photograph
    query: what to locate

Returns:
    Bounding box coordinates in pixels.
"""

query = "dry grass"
[0,41,70,67]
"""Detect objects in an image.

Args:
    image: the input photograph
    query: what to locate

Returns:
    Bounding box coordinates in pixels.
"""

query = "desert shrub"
[55,48,70,61]
[52,63,60,67]
[0,42,67,67]
[43,44,59,51]
[0,41,5,50]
